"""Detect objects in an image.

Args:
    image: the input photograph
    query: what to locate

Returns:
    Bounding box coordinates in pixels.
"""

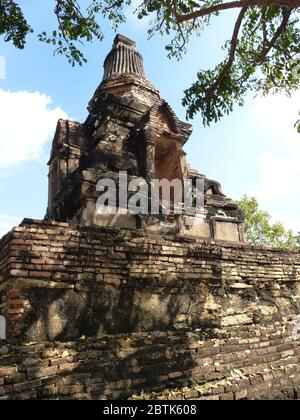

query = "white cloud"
[0,90,67,167]
[249,90,300,232]
[0,214,22,239]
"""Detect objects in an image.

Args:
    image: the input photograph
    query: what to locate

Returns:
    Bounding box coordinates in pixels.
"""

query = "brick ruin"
[46,34,244,241]
[0,35,300,400]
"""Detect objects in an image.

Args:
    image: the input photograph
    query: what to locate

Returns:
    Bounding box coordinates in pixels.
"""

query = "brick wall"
[0,219,300,342]
[1,321,300,400]
[1,219,300,400]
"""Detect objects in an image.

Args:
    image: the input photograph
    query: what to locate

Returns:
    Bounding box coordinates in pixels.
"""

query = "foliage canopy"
[1,1,300,127]
[237,196,300,249]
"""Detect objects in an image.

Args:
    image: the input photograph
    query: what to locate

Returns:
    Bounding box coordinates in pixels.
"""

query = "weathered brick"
[31,366,58,380]
[59,385,84,395]
[0,367,17,377]
[220,393,234,400]
[14,380,42,393]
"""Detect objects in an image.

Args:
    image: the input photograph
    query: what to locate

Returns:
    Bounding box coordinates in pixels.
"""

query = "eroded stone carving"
[47,34,244,242]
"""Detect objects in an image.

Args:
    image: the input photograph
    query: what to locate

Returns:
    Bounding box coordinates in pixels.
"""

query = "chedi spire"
[102,34,146,80]
[88,34,159,112]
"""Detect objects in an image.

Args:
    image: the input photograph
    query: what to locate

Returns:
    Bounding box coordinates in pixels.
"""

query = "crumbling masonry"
[0,35,300,400]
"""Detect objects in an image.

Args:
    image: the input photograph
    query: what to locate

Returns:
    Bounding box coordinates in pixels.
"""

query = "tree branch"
[253,8,291,65]
[176,0,300,23]
[205,6,248,99]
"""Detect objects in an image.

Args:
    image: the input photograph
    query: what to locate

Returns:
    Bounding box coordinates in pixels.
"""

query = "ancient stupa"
[1,35,300,402]
[47,34,244,242]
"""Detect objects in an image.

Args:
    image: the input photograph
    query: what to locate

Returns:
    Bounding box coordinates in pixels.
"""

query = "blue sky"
[0,0,300,237]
